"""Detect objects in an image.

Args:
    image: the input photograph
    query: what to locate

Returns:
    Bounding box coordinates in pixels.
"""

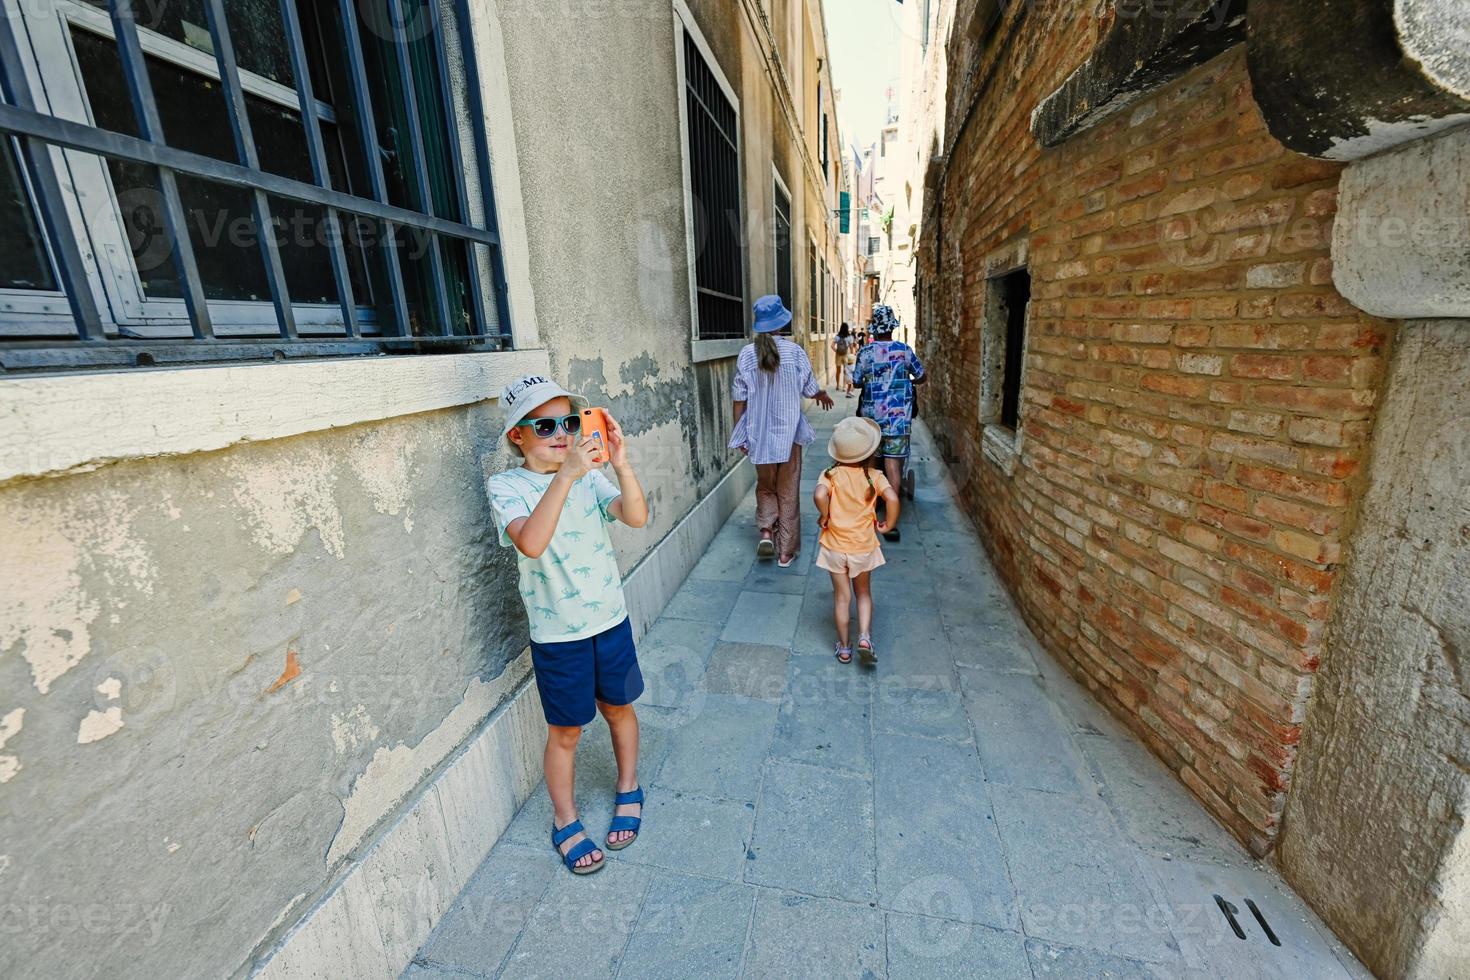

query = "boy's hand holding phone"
[559,436,602,482]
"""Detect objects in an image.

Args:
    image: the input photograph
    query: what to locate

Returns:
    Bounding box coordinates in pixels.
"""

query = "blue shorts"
[529,617,643,727]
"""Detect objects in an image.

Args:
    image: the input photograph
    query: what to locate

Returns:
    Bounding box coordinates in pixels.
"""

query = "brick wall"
[919,17,1390,853]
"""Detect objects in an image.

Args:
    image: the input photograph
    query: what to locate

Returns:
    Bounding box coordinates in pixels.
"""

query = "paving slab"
[660,578,742,624]
[703,641,790,702]
[745,760,877,903]
[655,694,777,802]
[741,891,885,980]
[873,733,1019,931]
[412,843,549,977]
[1025,938,1181,979]
[610,788,755,882]
[719,590,803,646]
[873,683,971,742]
[637,618,721,713]
[1078,731,1249,866]
[769,654,873,775]
[615,872,754,980]
[886,914,1031,979]
[959,666,1093,794]
[499,859,650,980]
[990,784,1183,964]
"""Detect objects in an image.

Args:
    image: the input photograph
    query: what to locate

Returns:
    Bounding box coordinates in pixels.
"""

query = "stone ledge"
[0,350,551,485]
[1031,0,1248,148]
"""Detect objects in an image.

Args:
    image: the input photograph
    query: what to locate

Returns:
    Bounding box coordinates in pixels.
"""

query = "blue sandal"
[604,786,644,851]
[551,819,604,875]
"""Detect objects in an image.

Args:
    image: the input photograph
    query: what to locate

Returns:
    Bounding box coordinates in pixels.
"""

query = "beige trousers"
[755,444,803,558]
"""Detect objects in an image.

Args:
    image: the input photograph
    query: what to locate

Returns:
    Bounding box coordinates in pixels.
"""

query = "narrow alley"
[405,405,1366,980]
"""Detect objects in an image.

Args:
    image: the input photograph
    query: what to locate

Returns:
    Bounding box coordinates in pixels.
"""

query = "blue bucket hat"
[753,294,793,333]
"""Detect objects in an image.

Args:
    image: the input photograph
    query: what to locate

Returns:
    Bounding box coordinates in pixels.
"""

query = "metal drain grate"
[1214,894,1283,946]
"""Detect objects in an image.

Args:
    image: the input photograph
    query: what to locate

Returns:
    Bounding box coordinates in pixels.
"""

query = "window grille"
[773,179,791,310]
[682,28,744,340]
[0,0,510,373]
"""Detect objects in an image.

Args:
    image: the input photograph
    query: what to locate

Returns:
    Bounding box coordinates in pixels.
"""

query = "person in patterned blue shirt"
[853,305,927,535]
[488,376,649,876]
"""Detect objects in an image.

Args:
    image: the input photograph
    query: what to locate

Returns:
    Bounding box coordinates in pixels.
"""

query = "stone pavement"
[405,404,1368,979]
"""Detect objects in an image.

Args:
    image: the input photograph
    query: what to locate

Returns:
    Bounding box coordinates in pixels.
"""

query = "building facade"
[0,1,846,977]
[908,2,1469,978]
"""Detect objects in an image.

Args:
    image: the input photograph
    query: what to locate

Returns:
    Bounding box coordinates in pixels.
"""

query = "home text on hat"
[504,376,552,409]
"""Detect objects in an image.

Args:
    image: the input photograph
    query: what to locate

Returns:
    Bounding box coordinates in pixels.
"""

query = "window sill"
[982,423,1021,476]
[692,338,748,363]
[0,349,551,485]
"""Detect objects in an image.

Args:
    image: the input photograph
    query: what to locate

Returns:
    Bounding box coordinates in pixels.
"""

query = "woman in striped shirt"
[729,295,835,566]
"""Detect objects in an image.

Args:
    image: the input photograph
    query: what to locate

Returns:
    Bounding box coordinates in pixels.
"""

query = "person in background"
[831,322,856,397]
[852,304,926,542]
[730,295,836,567]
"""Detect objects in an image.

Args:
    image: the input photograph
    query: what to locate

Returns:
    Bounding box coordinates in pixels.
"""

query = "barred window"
[773,176,791,310]
[0,0,510,373]
[680,27,744,341]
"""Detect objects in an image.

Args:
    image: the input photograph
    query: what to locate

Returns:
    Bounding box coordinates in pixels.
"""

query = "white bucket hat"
[827,416,882,464]
[499,375,588,440]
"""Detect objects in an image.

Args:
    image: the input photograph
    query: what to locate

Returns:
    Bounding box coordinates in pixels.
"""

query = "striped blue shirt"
[728,338,820,465]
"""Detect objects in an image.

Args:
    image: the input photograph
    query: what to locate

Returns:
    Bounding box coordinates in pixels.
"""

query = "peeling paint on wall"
[344,424,420,534]
[325,658,528,866]
[330,705,380,755]
[0,494,155,693]
[77,706,123,745]
[0,708,22,783]
[228,447,346,558]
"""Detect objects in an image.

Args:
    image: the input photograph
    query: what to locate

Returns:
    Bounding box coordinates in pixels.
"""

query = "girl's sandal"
[604,785,644,851]
[756,534,776,559]
[551,819,604,875]
[778,553,796,568]
[857,634,877,665]
[835,643,853,664]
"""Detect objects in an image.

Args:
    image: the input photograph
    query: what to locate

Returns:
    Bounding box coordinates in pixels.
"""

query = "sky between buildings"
[825,0,908,157]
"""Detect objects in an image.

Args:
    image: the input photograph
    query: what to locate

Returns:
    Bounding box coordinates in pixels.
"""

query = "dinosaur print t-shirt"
[488,466,627,643]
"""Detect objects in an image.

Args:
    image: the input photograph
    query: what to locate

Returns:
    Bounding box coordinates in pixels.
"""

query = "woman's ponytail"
[756,332,780,373]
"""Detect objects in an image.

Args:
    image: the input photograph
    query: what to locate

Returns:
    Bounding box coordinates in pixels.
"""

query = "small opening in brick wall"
[980,265,1032,435]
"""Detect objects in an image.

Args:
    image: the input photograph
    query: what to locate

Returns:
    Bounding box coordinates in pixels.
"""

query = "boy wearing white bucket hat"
[487,375,650,876]
[813,416,900,665]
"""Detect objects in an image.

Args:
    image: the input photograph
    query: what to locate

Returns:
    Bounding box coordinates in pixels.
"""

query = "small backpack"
[835,336,850,355]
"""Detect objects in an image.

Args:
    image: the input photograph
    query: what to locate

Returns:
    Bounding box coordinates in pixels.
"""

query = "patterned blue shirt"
[488,467,626,643]
[854,340,926,437]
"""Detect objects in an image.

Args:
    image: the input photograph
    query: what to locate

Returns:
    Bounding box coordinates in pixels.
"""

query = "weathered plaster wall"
[1276,325,1470,980]
[1,3,754,977]
[495,0,740,513]
[0,404,531,978]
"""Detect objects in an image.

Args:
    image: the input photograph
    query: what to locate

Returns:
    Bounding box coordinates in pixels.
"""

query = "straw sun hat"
[827,416,882,464]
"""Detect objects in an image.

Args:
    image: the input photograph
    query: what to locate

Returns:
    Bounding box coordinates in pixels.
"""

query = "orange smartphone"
[581,408,610,463]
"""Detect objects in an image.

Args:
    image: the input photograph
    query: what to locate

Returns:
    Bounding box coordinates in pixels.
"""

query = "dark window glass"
[683,30,744,341]
[350,0,470,335]
[70,26,370,316]
[82,0,296,86]
[808,242,818,334]
[773,181,791,309]
[1001,268,1031,431]
[0,138,56,292]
